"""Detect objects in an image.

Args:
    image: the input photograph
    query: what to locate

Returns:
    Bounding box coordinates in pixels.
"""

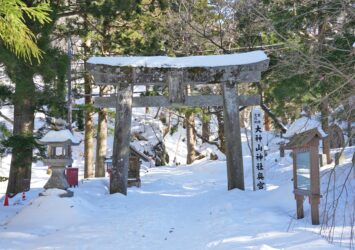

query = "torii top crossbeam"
[88,50,267,68]
[87,50,269,86]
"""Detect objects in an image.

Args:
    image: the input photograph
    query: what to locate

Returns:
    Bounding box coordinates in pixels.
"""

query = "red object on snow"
[105,159,112,176]
[4,194,9,206]
[66,167,79,187]
[22,192,26,201]
[107,166,112,175]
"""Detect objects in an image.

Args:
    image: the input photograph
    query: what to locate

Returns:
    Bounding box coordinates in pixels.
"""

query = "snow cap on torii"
[88,50,268,68]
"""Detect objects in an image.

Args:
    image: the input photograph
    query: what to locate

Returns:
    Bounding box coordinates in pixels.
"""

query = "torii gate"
[87,51,269,195]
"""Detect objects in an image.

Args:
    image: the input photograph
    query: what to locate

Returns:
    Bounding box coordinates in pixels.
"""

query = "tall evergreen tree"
[0,0,51,62]
[1,1,68,196]
[259,0,354,119]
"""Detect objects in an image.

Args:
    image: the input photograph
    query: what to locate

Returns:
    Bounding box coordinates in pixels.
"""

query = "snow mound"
[39,188,68,196]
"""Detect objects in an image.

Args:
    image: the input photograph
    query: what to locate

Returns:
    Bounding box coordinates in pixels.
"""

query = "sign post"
[251,107,266,191]
[286,128,325,225]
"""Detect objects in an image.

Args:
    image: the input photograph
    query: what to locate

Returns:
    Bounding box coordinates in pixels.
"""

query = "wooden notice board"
[286,128,326,225]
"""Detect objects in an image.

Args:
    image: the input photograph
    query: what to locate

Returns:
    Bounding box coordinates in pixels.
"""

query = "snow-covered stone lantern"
[38,129,80,191]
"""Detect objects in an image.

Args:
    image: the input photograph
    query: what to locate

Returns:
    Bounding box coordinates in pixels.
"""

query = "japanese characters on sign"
[251,107,265,190]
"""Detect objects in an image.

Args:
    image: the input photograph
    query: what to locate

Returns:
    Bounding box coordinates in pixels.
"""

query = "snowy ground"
[0,145,354,249]
[0,106,354,249]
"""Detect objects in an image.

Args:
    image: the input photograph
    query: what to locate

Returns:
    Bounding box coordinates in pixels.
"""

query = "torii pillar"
[222,80,244,190]
[111,87,132,195]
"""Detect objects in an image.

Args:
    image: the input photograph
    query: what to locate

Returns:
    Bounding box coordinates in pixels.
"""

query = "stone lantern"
[38,129,80,191]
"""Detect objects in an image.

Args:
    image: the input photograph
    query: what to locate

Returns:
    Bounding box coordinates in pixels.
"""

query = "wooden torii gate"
[87,51,269,195]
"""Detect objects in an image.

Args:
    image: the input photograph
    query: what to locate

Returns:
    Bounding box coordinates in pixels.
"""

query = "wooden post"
[280,143,285,158]
[295,195,304,219]
[310,197,320,225]
[310,143,320,225]
[222,80,244,190]
[293,151,304,219]
[185,85,196,165]
[111,87,132,195]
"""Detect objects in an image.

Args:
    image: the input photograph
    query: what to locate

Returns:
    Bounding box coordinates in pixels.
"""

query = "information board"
[296,151,311,190]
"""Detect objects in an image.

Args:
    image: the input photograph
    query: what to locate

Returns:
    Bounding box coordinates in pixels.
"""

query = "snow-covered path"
[0,160,343,250]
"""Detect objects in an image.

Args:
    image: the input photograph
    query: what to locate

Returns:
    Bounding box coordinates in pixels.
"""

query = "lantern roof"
[38,129,80,145]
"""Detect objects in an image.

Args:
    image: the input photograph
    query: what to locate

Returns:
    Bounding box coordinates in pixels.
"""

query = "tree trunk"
[216,109,225,153]
[95,86,108,177]
[202,111,210,141]
[347,101,354,146]
[348,120,353,146]
[186,85,196,165]
[320,99,332,164]
[317,2,332,164]
[145,86,150,114]
[162,111,171,138]
[84,64,94,178]
[264,112,271,131]
[6,75,35,196]
[281,116,288,128]
[82,4,94,179]
[186,111,196,165]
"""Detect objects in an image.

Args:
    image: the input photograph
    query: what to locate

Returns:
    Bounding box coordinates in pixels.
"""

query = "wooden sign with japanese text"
[251,107,265,191]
